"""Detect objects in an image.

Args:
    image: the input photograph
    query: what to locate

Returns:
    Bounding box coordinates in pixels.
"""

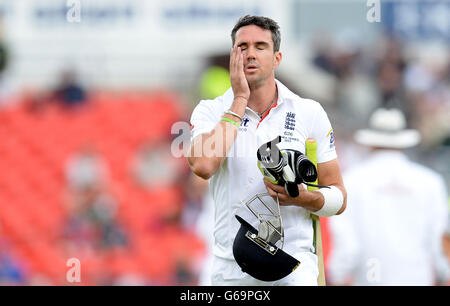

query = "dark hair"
[231,15,281,52]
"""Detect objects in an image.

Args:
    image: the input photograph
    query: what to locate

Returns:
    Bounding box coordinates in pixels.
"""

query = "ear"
[273,51,282,69]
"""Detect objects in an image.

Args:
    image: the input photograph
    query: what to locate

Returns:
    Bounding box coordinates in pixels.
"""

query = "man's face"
[234,25,282,88]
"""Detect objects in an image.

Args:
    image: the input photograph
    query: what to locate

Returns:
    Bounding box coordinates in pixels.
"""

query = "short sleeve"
[310,103,337,163]
[190,99,222,141]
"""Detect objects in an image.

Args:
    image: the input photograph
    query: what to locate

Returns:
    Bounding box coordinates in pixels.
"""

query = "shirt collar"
[274,79,298,104]
[223,79,297,108]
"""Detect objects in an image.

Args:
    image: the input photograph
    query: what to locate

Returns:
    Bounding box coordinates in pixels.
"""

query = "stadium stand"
[0,91,205,285]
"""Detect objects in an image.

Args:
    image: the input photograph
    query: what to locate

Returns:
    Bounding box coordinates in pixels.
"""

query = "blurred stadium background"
[0,0,448,285]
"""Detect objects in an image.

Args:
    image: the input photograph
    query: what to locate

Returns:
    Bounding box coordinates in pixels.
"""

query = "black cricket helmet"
[232,215,301,282]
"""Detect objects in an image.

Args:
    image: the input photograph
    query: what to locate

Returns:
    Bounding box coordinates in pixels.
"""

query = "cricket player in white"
[188,15,347,286]
[327,108,449,285]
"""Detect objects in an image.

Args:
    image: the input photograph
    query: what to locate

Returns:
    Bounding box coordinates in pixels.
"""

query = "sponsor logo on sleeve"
[327,129,335,148]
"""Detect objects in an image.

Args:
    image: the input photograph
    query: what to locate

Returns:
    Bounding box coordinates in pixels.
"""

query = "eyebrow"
[238,41,270,48]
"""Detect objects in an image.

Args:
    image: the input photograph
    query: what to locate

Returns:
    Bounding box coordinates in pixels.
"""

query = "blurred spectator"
[193,178,215,286]
[65,143,109,194]
[0,235,27,285]
[376,59,404,108]
[312,29,362,79]
[0,13,12,108]
[403,43,449,148]
[177,172,215,285]
[63,189,128,253]
[173,256,198,286]
[310,29,380,127]
[53,68,87,109]
[327,108,449,286]
[112,273,147,286]
[369,37,406,111]
[23,68,88,113]
[181,172,209,230]
[0,14,8,81]
[131,139,185,190]
[63,145,128,254]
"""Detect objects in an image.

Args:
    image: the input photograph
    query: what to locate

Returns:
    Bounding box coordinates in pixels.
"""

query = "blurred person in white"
[327,108,449,286]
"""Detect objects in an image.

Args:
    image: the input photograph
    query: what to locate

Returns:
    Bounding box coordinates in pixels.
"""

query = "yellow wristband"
[221,117,240,128]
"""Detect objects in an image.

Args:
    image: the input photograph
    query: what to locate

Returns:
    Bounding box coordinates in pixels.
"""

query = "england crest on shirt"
[284,112,296,131]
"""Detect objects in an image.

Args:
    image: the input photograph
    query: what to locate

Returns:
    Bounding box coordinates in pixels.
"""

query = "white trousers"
[210,252,318,286]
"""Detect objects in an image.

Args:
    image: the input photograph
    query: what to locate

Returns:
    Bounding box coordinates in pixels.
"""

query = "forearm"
[294,184,346,215]
[293,189,324,212]
[188,97,246,179]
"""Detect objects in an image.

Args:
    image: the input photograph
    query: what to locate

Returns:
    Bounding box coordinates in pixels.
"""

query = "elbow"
[192,167,213,180]
[188,158,215,180]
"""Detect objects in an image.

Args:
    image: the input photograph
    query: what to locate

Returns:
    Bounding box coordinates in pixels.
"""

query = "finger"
[266,187,278,202]
[297,183,306,192]
[270,190,290,206]
[266,187,277,197]
[230,45,238,70]
[229,47,235,70]
[263,179,276,194]
[263,178,286,194]
[238,47,244,71]
[263,178,274,187]
[234,46,242,72]
[277,192,296,206]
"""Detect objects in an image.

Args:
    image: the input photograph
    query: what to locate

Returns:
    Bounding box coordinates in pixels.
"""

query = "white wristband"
[224,110,243,121]
[313,186,343,217]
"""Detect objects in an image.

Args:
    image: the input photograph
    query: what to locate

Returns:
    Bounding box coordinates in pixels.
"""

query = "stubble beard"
[247,72,272,90]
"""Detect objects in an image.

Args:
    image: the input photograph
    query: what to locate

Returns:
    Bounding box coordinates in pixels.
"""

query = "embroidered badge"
[285,112,296,131]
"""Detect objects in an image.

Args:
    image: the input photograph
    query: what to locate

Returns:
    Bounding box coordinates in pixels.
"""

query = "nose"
[245,46,256,61]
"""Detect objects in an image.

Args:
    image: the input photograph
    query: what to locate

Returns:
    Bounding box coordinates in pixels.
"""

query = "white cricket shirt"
[190,80,337,264]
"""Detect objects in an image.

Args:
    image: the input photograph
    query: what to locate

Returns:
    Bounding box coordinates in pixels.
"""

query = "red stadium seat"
[0,92,187,284]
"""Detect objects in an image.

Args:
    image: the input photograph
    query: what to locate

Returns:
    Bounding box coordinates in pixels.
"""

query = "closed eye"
[256,42,269,50]
[238,43,247,50]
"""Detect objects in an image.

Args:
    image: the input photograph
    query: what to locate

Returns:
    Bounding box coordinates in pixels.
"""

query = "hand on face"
[229,44,251,101]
